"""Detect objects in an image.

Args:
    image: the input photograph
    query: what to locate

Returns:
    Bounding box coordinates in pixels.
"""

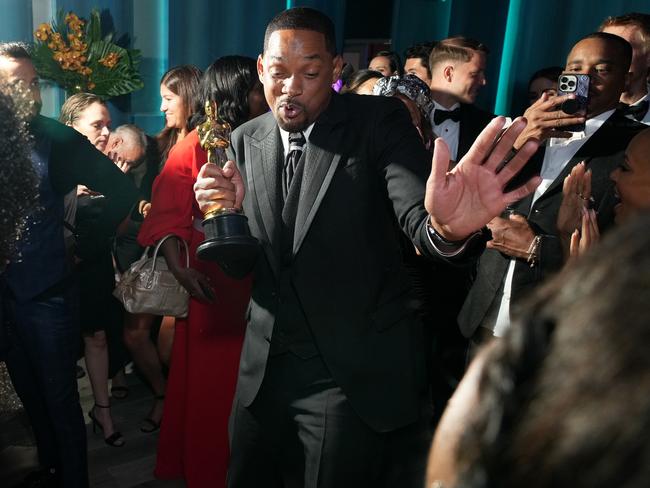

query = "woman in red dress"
[138,56,267,487]
[123,65,202,432]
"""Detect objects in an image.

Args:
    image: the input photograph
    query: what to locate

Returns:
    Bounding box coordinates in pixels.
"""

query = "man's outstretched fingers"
[495,138,539,187]
[503,175,542,205]
[429,138,451,190]
[483,117,528,172]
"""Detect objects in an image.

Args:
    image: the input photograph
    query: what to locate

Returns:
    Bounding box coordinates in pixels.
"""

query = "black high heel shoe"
[140,394,165,433]
[88,403,125,447]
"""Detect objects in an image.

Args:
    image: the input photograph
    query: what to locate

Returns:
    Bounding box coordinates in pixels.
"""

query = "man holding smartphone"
[459,32,646,341]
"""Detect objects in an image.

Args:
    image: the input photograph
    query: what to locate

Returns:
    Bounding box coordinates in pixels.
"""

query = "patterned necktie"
[283,131,306,198]
[433,107,461,125]
[622,100,649,121]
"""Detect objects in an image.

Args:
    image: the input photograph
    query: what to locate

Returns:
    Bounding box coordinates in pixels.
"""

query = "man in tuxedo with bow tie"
[194,7,542,487]
[428,36,495,164]
[425,36,496,420]
[459,32,646,342]
[600,12,650,125]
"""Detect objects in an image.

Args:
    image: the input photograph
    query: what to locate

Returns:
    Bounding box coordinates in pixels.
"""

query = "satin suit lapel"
[247,120,283,276]
[293,95,346,255]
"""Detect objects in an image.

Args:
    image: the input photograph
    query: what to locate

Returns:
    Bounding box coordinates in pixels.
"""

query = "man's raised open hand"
[425,116,542,241]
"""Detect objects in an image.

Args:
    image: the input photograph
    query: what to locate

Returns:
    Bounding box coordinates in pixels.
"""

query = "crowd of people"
[0,6,649,488]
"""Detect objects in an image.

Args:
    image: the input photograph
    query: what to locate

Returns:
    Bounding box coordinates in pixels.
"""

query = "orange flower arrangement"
[32,9,142,98]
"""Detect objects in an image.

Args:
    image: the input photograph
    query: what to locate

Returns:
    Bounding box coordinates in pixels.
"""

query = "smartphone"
[557,73,589,132]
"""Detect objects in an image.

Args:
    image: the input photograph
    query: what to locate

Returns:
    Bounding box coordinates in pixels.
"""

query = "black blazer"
[228,93,459,432]
[457,103,495,161]
[458,109,645,338]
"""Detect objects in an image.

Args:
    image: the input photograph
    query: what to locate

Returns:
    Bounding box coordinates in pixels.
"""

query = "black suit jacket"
[457,103,495,161]
[228,93,460,432]
[458,109,645,338]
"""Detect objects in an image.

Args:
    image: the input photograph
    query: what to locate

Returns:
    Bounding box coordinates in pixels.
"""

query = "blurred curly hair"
[0,81,39,268]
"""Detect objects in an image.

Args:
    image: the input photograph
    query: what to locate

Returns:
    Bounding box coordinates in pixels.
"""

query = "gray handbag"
[113,234,190,318]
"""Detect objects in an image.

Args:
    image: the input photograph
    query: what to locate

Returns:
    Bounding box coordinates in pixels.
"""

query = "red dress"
[138,130,251,487]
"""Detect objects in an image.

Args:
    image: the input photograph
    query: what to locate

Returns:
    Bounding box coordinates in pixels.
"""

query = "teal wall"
[1,0,649,129]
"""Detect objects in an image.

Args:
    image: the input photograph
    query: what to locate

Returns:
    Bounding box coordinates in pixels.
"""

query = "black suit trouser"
[228,351,431,488]
[3,284,88,488]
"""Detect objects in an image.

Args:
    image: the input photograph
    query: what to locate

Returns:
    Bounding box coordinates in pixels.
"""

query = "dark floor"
[0,362,185,488]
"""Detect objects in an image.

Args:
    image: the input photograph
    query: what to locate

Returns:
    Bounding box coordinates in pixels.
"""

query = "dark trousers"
[3,285,89,488]
[228,352,431,488]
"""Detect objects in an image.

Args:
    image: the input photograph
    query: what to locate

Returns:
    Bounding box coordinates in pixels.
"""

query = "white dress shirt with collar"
[429,100,461,162]
[279,123,315,158]
[486,108,616,337]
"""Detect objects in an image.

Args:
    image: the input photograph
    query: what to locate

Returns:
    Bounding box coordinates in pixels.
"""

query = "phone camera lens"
[560,76,568,83]
[560,84,568,91]
[568,80,576,87]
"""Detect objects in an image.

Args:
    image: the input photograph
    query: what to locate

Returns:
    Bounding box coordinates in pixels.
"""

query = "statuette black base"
[196,212,259,279]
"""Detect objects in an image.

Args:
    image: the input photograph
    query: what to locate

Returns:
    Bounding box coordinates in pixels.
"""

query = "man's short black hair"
[0,42,31,60]
[404,42,434,78]
[264,7,337,56]
[578,32,633,72]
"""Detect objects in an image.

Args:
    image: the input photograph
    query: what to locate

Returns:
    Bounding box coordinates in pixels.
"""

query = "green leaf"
[87,41,143,97]
[87,10,102,43]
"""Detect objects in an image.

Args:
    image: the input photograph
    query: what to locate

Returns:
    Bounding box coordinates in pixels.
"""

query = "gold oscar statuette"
[198,101,233,217]
[195,101,258,278]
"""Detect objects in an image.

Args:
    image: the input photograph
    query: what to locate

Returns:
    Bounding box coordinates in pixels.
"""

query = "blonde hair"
[59,92,105,126]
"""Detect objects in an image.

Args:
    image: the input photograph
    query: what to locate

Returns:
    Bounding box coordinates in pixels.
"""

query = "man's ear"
[623,70,632,94]
[257,54,265,83]
[332,55,344,83]
[443,65,454,83]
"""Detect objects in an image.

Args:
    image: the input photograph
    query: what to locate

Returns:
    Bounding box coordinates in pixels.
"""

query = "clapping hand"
[425,116,542,241]
[557,162,592,236]
[569,207,600,259]
[557,162,595,259]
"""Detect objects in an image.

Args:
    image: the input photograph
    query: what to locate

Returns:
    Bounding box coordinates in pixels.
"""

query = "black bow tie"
[433,107,461,125]
[622,100,649,121]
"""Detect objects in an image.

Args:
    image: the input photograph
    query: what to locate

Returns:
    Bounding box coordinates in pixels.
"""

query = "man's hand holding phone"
[513,92,587,149]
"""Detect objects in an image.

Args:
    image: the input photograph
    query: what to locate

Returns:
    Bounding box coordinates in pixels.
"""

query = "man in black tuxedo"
[600,13,650,125]
[459,32,646,342]
[425,36,496,420]
[194,8,541,487]
[428,36,495,164]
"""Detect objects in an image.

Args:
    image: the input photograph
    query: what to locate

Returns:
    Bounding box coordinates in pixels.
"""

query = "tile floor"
[0,362,184,487]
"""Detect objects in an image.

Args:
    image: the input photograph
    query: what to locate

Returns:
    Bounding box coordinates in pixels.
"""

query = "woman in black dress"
[60,93,124,446]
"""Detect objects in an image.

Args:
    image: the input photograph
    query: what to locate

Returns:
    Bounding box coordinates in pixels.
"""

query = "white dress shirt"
[488,109,616,337]
[279,123,315,158]
[429,101,460,162]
